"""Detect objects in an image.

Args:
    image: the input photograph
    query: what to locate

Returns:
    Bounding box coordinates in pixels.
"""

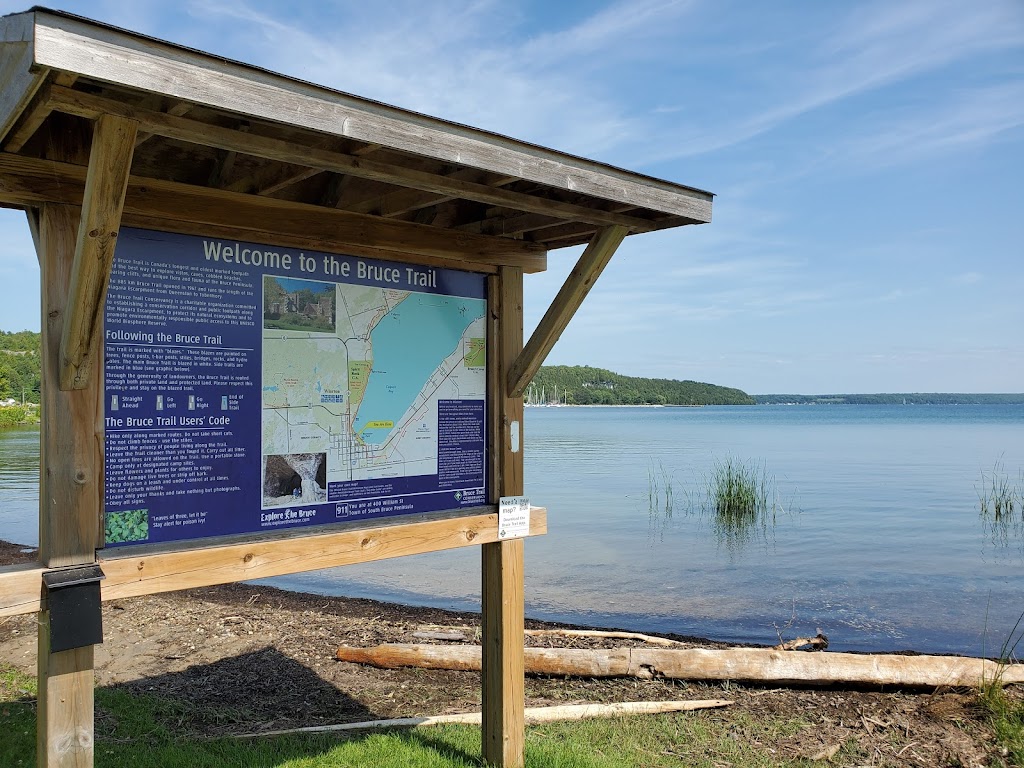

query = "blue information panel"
[102,228,488,548]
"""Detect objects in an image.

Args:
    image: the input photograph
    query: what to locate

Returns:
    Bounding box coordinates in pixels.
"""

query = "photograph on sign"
[102,228,488,547]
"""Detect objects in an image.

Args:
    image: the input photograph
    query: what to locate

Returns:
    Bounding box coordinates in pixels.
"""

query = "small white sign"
[498,496,530,540]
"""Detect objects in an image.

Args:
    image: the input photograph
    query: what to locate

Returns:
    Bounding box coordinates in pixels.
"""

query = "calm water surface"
[3,405,1022,654]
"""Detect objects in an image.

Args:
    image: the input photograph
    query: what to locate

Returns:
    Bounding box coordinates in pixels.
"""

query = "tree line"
[528,365,755,406]
[754,393,1024,405]
[0,330,41,403]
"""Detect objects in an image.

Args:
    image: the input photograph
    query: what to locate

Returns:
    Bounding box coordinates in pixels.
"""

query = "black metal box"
[42,565,105,653]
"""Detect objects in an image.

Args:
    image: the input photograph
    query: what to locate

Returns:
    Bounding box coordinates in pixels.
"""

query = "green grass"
[0,665,837,768]
[977,606,1024,765]
[978,460,1020,521]
[982,686,1024,766]
[643,455,793,552]
[978,460,1024,550]
[702,456,786,552]
[645,460,676,540]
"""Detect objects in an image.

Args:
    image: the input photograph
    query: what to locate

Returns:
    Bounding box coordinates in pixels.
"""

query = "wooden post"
[481,266,525,767]
[35,113,136,768]
[37,201,100,768]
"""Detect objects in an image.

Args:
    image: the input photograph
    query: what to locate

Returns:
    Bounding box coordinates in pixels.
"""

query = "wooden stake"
[482,266,526,768]
[233,699,733,739]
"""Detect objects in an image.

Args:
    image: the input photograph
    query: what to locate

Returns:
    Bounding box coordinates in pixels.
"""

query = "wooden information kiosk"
[0,9,713,767]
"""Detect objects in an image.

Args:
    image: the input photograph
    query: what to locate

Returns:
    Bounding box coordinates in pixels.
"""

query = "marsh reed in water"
[645,455,791,551]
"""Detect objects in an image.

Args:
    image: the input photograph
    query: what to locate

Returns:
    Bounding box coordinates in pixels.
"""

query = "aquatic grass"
[703,456,783,552]
[977,460,1024,549]
[645,460,677,540]
[643,455,793,552]
[978,460,1019,521]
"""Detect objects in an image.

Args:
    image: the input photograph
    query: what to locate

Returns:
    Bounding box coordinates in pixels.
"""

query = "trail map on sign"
[102,228,489,548]
[261,277,487,508]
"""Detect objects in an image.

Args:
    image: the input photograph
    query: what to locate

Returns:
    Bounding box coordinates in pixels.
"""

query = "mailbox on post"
[41,565,105,653]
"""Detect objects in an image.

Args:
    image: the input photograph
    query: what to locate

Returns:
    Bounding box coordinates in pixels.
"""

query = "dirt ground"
[0,540,1012,766]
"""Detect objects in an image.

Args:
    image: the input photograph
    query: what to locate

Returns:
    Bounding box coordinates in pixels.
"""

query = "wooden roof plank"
[2,80,54,152]
[348,170,518,218]
[0,152,548,271]
[47,86,663,232]
[0,13,46,145]
[59,113,138,390]
[29,11,712,221]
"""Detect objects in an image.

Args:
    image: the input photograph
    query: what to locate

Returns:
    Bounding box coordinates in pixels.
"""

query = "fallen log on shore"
[524,628,686,646]
[234,699,733,739]
[336,643,1024,688]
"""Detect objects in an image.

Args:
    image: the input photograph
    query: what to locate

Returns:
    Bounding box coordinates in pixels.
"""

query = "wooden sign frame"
[0,10,712,768]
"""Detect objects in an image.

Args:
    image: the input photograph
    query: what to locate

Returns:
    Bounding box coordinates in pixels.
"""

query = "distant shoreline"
[754,394,1024,406]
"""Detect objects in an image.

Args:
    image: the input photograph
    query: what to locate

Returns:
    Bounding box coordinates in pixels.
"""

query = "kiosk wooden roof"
[0,6,713,402]
[0,9,713,768]
[0,8,711,255]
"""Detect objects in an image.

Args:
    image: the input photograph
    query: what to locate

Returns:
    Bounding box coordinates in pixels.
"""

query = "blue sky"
[1,0,1021,393]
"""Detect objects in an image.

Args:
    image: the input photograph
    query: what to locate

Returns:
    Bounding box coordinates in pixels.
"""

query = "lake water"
[352,294,484,444]
[3,405,1023,655]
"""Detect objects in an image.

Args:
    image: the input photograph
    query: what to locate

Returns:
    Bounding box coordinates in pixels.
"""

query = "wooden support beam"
[228,165,321,196]
[0,508,547,617]
[25,206,41,261]
[33,116,102,768]
[38,200,103,768]
[458,211,562,238]
[39,204,103,567]
[482,266,526,768]
[134,101,190,148]
[347,170,518,218]
[58,114,138,390]
[459,203,646,239]
[3,82,54,153]
[119,213,501,274]
[0,153,548,271]
[507,226,627,399]
[47,87,657,232]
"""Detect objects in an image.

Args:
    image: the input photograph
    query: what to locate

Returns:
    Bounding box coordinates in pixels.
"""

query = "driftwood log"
[336,643,1024,688]
[410,627,687,646]
[234,699,733,739]
[524,628,685,647]
[773,633,829,651]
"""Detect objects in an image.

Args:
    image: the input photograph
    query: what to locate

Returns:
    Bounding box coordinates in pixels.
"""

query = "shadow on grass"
[104,647,377,737]
[0,648,484,767]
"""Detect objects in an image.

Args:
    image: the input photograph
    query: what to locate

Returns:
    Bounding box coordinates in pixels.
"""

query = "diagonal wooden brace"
[59,112,138,390]
[506,225,628,399]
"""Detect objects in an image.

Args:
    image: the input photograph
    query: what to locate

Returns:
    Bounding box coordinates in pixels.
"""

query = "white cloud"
[637,0,1024,163]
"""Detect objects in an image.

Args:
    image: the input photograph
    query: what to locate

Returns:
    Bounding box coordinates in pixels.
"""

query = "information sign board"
[102,229,488,547]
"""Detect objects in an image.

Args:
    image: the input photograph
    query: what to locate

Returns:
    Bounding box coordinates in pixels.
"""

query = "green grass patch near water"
[0,665,835,768]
